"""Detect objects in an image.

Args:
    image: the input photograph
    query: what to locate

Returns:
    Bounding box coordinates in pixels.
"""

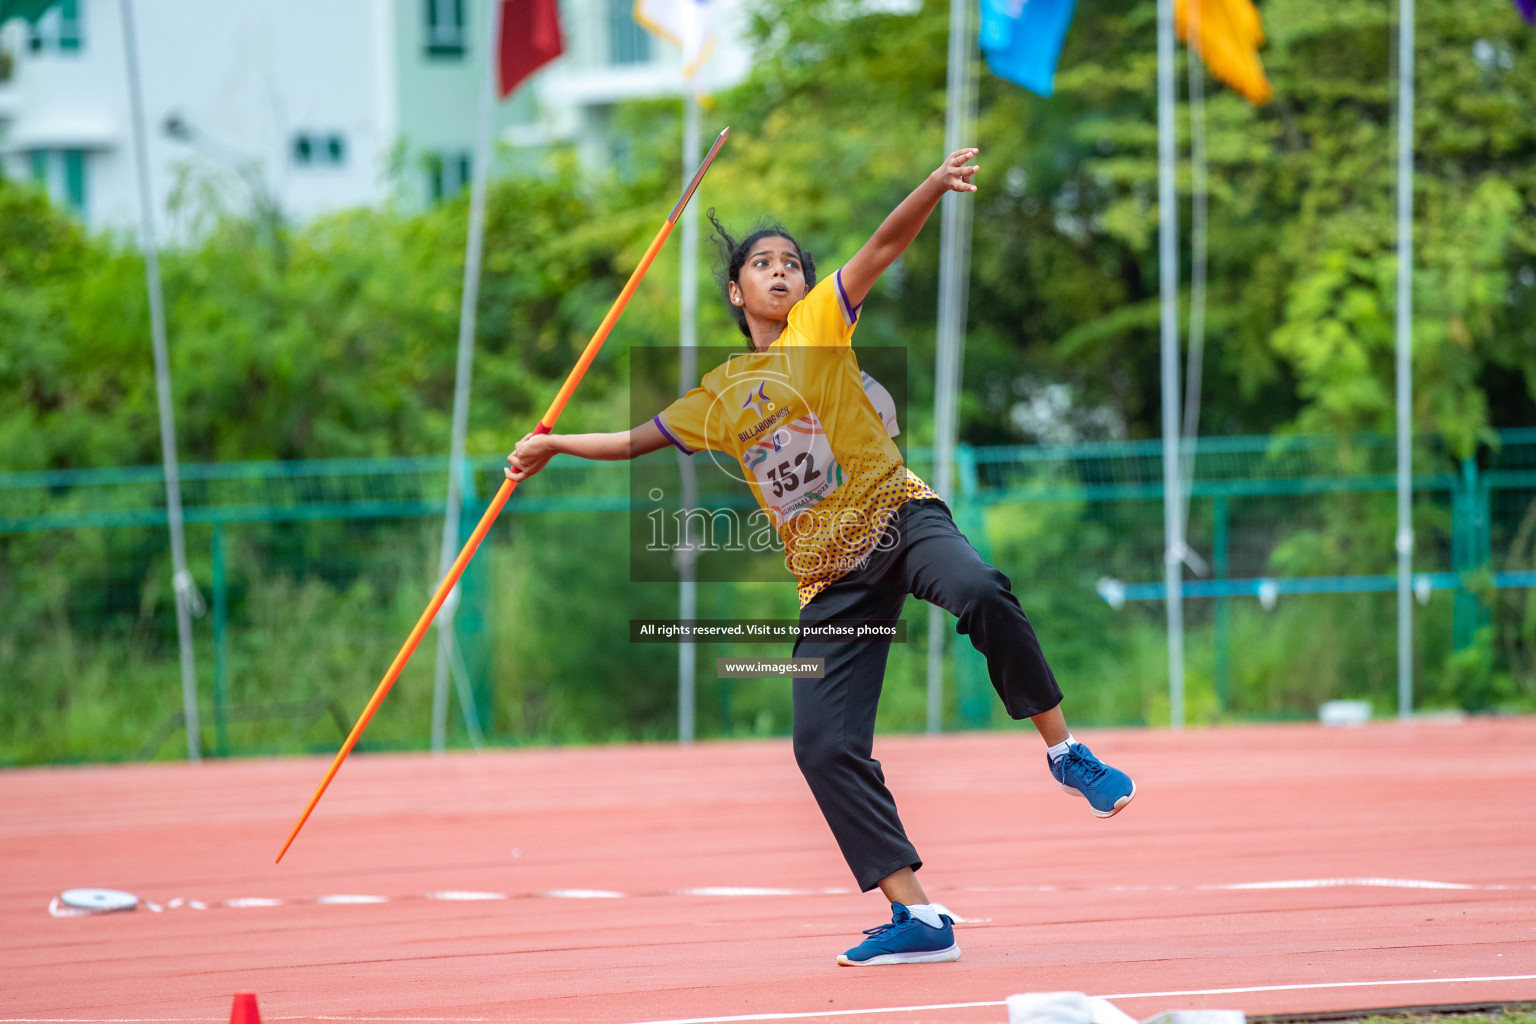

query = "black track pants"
[790,498,1063,892]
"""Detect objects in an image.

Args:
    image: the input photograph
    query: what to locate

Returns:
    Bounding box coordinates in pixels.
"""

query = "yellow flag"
[634,0,715,80]
[1175,0,1273,106]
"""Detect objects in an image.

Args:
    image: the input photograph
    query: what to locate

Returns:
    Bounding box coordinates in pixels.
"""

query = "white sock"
[905,903,945,928]
[1047,734,1077,764]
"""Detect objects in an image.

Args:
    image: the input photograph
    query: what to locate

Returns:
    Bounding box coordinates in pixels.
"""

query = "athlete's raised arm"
[837,148,979,311]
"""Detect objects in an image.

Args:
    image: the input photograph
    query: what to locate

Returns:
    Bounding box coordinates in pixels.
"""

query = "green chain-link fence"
[4,431,1534,765]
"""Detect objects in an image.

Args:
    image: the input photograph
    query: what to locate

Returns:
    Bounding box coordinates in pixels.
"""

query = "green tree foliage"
[712,0,1536,451]
[0,155,666,472]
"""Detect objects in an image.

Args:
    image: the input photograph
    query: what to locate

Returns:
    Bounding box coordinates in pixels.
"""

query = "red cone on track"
[229,993,261,1024]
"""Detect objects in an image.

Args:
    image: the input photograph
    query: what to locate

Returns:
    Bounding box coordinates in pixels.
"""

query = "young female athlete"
[506,147,1135,966]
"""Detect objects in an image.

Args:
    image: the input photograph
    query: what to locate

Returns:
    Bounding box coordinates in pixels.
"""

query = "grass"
[1263,1009,1536,1024]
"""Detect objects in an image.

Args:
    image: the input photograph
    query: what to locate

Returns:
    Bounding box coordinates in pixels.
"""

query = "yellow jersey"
[654,268,940,606]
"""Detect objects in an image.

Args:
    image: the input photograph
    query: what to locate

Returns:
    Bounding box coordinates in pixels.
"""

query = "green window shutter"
[63,150,86,215]
[424,0,465,58]
[425,153,445,203]
[608,0,650,66]
[58,0,80,50]
[29,149,49,184]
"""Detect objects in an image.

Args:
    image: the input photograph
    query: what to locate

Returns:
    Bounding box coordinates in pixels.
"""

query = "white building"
[0,0,751,236]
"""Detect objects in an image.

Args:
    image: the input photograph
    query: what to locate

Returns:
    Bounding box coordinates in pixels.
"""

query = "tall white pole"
[1178,0,1207,555]
[1395,0,1415,719]
[121,0,201,761]
[927,0,976,734]
[1157,0,1185,730]
[431,0,500,752]
[677,89,701,745]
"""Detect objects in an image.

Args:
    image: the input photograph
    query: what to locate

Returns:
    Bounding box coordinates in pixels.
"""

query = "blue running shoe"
[836,903,960,966]
[1050,742,1135,817]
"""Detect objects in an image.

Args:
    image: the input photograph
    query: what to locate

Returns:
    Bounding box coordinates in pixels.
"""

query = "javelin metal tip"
[670,126,732,224]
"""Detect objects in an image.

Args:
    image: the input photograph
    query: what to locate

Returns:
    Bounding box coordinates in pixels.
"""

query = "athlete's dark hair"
[706,208,817,348]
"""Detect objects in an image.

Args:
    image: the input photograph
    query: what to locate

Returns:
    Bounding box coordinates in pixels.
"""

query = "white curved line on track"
[610,974,1536,1024]
[3,973,1536,1023]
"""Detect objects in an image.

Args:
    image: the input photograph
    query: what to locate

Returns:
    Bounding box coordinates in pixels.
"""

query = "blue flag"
[979,0,1077,97]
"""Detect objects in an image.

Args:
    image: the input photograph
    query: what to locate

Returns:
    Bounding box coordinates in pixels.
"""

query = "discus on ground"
[59,888,139,912]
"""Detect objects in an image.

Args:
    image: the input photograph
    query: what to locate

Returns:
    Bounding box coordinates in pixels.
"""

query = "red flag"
[498,0,563,98]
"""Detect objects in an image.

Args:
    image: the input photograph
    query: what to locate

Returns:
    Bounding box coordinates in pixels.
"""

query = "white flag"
[634,0,715,78]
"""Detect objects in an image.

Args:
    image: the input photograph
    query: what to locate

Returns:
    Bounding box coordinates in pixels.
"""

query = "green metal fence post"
[456,457,491,738]
[1212,493,1230,712]
[1474,457,1492,637]
[211,522,230,756]
[953,444,991,728]
[1452,459,1479,651]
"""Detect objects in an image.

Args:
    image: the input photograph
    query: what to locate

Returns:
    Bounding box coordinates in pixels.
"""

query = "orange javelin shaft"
[276,126,731,864]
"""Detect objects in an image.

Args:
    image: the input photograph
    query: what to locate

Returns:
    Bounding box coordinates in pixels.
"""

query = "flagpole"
[1157,0,1185,731]
[677,86,701,745]
[927,0,977,734]
[431,0,502,752]
[1394,0,1415,719]
[121,0,202,761]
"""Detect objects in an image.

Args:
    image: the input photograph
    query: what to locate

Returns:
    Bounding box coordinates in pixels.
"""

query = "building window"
[63,150,86,209]
[608,132,637,181]
[426,151,472,203]
[27,0,82,54]
[425,0,465,58]
[28,149,88,217]
[608,0,650,66]
[292,132,347,167]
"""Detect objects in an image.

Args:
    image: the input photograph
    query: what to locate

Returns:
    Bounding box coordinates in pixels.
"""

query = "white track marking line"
[45,898,91,919]
[674,887,853,897]
[612,1003,1004,1024]
[422,891,508,901]
[609,975,1536,1024]
[4,976,1535,1024]
[1100,974,1536,999]
[967,878,1522,894]
[43,876,1536,919]
[1199,878,1478,891]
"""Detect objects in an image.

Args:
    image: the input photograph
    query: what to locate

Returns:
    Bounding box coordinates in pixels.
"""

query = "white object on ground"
[1319,699,1372,726]
[1006,992,1139,1024]
[1139,1012,1245,1024]
[59,888,138,912]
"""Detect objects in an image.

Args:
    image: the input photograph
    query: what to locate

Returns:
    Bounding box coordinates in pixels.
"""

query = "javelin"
[276,126,731,864]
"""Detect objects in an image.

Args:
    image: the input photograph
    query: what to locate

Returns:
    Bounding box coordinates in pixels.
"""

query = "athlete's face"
[729,237,808,326]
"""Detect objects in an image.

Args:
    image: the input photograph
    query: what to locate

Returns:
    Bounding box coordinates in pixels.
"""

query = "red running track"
[3,720,1535,1024]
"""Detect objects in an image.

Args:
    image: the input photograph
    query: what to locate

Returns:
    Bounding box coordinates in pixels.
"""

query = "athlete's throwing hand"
[931,148,980,194]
